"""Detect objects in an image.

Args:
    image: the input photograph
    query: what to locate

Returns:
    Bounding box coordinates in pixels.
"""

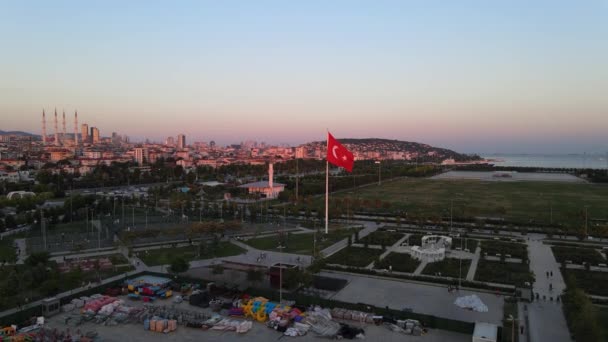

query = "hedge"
[323,265,516,293]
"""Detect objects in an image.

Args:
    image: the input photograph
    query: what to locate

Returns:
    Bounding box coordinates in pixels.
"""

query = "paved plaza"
[322,271,504,325]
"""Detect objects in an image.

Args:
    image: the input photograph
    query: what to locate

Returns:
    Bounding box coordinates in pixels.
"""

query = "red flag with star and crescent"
[327,132,354,172]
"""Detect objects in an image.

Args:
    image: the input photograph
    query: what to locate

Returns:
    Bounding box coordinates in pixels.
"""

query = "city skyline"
[1,1,607,154]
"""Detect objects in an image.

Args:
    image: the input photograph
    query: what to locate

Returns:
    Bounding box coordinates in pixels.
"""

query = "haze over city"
[1,0,607,153]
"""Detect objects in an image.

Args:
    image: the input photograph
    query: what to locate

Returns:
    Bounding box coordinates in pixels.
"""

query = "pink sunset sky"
[1,1,607,153]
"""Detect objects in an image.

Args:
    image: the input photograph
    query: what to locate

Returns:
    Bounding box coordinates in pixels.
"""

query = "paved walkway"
[466,246,481,281]
[322,270,504,325]
[378,234,409,260]
[525,236,571,342]
[320,222,378,258]
[413,260,427,275]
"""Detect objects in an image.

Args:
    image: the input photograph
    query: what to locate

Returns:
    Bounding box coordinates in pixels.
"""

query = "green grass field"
[138,241,246,266]
[360,231,404,246]
[480,240,528,260]
[422,258,471,278]
[331,177,608,226]
[375,252,420,273]
[245,229,356,255]
[326,246,383,267]
[0,238,17,263]
[562,269,608,296]
[475,259,534,286]
[551,246,605,266]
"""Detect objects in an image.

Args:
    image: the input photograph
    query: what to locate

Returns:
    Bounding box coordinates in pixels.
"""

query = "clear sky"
[1,0,607,153]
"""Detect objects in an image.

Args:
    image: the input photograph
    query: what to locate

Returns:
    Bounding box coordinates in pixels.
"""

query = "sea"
[481,153,608,170]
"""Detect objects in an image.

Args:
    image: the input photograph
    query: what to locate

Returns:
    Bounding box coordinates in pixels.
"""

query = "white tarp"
[454,294,488,312]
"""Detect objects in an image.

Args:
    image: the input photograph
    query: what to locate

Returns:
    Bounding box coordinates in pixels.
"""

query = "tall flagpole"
[325,131,329,234]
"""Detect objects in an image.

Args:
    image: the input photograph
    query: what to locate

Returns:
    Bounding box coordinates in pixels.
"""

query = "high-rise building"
[295,146,307,159]
[165,136,175,146]
[134,147,148,165]
[81,124,89,143]
[91,127,100,144]
[177,134,186,149]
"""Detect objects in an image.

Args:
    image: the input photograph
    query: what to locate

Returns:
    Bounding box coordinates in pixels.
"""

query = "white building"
[134,147,148,165]
[238,163,285,199]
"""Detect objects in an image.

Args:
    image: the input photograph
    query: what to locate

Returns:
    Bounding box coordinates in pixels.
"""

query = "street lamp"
[507,314,520,341]
[584,205,589,237]
[375,161,381,186]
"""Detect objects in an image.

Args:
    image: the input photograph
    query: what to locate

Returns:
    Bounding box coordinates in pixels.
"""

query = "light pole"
[450,199,453,233]
[375,161,381,186]
[585,205,589,237]
[507,314,519,342]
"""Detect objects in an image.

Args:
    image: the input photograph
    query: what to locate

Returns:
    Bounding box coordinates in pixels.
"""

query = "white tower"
[268,163,274,190]
[62,110,66,144]
[54,108,60,146]
[74,110,79,146]
[42,109,47,146]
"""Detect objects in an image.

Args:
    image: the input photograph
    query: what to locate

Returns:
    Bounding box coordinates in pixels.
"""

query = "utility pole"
[122,197,125,229]
[295,158,299,202]
[459,237,463,289]
[145,205,148,229]
[450,199,453,233]
[585,206,589,237]
[375,160,381,186]
[70,186,73,222]
[86,205,89,233]
[41,208,46,251]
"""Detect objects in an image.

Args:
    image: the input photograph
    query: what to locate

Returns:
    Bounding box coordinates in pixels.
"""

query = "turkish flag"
[327,132,354,172]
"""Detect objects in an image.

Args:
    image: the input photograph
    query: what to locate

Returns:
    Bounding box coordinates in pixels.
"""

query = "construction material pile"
[454,294,488,312]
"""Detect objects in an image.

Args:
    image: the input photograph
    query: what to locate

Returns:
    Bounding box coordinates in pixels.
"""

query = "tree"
[25,252,50,267]
[169,257,189,274]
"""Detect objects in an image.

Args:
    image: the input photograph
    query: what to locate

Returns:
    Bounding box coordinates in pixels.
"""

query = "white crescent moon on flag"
[332,145,339,159]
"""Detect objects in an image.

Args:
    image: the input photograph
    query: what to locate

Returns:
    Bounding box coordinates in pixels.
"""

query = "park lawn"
[375,252,420,273]
[406,234,423,246]
[329,177,608,227]
[0,237,17,263]
[326,246,383,267]
[480,240,528,260]
[360,231,404,247]
[245,229,356,255]
[422,258,472,278]
[562,269,608,296]
[475,259,534,286]
[551,246,605,266]
[452,238,479,252]
[139,241,246,266]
